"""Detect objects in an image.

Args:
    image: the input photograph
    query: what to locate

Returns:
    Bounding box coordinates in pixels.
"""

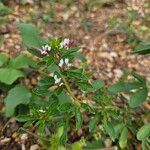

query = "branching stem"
[35,68,79,104]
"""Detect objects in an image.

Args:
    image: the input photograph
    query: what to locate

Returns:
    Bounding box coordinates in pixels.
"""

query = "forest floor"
[0,0,150,149]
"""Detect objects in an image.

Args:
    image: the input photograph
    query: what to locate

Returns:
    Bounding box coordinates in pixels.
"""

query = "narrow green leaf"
[60,124,68,145]
[16,115,34,122]
[80,103,95,114]
[27,47,43,58]
[92,79,104,90]
[4,85,31,117]
[137,124,150,141]
[129,88,148,108]
[104,120,116,141]
[47,64,60,73]
[32,86,49,96]
[89,113,102,132]
[131,71,146,84]
[38,77,54,86]
[59,103,73,112]
[67,69,87,81]
[0,68,24,85]
[119,127,128,149]
[114,123,125,139]
[133,43,150,55]
[74,52,86,62]
[75,108,83,129]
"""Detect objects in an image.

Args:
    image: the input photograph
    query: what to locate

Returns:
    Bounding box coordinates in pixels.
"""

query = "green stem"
[34,68,79,104]
[61,75,80,105]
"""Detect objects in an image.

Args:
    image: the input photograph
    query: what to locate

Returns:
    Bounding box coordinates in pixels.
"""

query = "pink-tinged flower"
[60,38,70,49]
[40,44,51,55]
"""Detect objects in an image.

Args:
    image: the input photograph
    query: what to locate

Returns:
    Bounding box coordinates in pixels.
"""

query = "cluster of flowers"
[41,38,72,85]
[40,38,70,55]
[39,38,72,113]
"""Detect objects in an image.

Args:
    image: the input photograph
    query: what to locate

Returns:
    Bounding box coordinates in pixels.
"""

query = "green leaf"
[4,85,32,117]
[129,88,148,108]
[38,77,54,86]
[77,81,93,91]
[133,43,150,55]
[89,113,102,132]
[74,52,86,62]
[62,47,78,58]
[131,71,146,84]
[0,82,13,91]
[60,124,68,145]
[141,138,150,150]
[80,103,95,114]
[16,115,34,122]
[9,54,37,69]
[83,139,104,149]
[23,120,35,128]
[91,79,104,90]
[108,82,142,94]
[57,90,72,104]
[0,2,12,16]
[19,23,45,48]
[75,108,83,129]
[114,123,125,139]
[72,141,84,150]
[59,103,73,112]
[67,69,87,81]
[32,86,49,96]
[47,64,61,73]
[104,120,116,141]
[137,124,150,141]
[27,47,43,58]
[0,68,24,85]
[0,53,8,67]
[119,127,128,149]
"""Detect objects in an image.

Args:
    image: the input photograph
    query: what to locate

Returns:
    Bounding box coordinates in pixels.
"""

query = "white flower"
[59,59,64,68]
[64,58,69,64]
[54,75,61,84]
[59,58,72,68]
[41,44,51,55]
[64,58,72,67]
[42,44,51,52]
[40,49,47,55]
[39,109,46,113]
[60,38,70,49]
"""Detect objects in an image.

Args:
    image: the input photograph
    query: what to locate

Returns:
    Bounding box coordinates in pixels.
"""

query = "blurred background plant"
[107,0,150,48]
[0,1,12,46]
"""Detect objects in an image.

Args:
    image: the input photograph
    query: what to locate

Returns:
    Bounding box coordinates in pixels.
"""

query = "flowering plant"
[8,23,148,149]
